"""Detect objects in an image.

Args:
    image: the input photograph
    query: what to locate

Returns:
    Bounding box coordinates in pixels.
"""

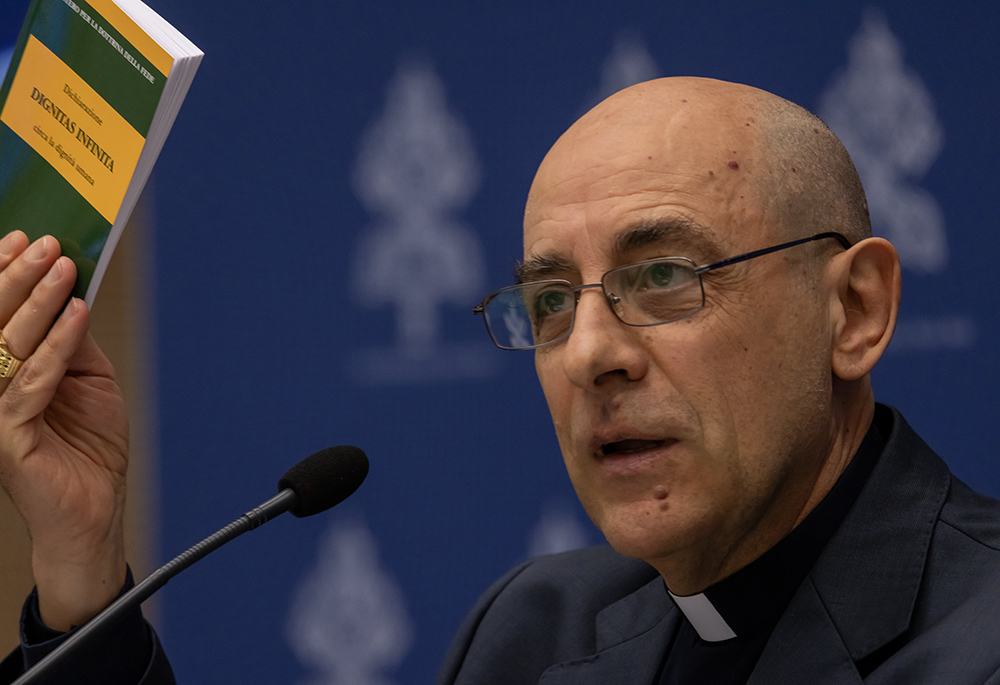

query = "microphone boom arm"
[13,489,299,685]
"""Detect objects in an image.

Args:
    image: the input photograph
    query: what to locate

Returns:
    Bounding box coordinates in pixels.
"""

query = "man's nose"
[561,287,647,390]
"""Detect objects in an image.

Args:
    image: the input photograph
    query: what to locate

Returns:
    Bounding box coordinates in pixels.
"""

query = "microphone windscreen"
[277,445,369,517]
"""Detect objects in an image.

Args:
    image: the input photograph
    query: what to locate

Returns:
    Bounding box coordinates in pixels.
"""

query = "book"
[0,0,202,305]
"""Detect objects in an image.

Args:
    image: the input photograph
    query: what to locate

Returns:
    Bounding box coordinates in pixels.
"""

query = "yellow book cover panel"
[1,35,145,224]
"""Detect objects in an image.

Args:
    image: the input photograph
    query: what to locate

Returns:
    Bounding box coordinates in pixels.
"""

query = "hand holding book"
[0,230,129,632]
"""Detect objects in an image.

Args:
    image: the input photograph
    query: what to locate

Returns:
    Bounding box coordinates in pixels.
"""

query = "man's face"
[525,81,838,588]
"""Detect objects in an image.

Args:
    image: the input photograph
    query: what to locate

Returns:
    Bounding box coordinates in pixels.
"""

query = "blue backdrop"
[3,1,999,683]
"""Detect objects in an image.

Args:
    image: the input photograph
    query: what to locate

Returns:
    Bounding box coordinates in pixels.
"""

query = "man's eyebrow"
[514,254,575,284]
[613,218,723,263]
[514,218,724,284]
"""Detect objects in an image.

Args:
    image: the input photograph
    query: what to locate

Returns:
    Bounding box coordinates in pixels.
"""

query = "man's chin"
[595,502,698,567]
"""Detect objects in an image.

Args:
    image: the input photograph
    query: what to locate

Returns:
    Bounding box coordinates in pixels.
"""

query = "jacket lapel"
[812,407,950,660]
[538,577,680,685]
[751,406,951,682]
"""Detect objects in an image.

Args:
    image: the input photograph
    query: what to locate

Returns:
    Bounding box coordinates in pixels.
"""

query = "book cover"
[0,0,200,304]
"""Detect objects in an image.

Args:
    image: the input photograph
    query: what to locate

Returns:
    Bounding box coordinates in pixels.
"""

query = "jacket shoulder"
[915,474,1000,627]
[938,476,1000,550]
[437,546,658,685]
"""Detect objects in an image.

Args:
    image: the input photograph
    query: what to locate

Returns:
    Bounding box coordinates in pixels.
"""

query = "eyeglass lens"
[603,258,703,327]
[483,258,704,349]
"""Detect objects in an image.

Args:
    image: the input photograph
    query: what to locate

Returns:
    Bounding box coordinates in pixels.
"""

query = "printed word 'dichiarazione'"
[63,83,103,125]
[31,87,114,172]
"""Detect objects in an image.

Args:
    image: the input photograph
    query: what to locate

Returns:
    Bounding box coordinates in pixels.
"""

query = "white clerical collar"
[667,590,738,642]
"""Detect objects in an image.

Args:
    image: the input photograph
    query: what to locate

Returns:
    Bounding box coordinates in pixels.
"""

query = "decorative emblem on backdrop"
[349,61,499,384]
[582,31,660,113]
[818,11,946,274]
[818,11,975,351]
[287,519,413,685]
[526,499,590,558]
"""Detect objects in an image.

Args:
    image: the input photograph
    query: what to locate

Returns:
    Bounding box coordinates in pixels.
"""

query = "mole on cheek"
[728,161,740,170]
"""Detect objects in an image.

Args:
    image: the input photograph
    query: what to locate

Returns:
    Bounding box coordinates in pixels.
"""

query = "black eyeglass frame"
[473,231,853,350]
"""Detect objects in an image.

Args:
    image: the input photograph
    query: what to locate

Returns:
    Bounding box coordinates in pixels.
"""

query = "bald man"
[441,78,1000,684]
[2,78,1000,685]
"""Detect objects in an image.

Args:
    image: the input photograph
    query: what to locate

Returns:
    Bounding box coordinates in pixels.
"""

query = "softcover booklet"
[0,0,202,304]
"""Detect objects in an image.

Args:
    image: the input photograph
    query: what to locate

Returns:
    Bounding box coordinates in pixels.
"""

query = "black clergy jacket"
[437,405,1000,684]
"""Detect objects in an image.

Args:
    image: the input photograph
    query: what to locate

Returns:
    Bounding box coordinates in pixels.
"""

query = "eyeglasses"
[473,231,852,350]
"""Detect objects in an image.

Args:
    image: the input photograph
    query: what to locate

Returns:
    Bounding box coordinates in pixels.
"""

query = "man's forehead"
[521,78,771,280]
[516,217,726,283]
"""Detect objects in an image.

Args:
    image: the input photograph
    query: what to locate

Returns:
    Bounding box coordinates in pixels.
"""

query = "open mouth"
[601,439,666,457]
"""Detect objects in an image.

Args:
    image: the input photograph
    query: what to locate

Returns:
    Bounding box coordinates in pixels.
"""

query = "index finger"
[0,234,63,327]
[0,231,30,272]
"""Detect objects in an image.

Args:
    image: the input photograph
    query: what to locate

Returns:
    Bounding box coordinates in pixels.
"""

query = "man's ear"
[828,237,901,381]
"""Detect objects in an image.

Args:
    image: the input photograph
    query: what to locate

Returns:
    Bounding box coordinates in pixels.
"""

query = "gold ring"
[0,331,24,379]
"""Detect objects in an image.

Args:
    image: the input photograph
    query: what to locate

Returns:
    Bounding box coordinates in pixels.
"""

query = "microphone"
[14,445,369,685]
